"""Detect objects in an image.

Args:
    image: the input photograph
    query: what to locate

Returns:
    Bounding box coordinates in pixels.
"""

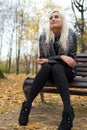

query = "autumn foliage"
[0,74,87,130]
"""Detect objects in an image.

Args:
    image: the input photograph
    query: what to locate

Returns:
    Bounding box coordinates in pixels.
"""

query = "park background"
[0,0,87,130]
[0,0,87,75]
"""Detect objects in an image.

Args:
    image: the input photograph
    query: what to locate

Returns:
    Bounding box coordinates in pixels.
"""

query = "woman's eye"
[50,15,60,20]
[50,16,53,20]
[55,15,59,18]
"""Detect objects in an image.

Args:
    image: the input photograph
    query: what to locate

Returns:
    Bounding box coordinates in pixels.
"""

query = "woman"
[19,10,77,130]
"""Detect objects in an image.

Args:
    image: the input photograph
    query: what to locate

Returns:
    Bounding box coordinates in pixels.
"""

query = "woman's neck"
[52,28,61,36]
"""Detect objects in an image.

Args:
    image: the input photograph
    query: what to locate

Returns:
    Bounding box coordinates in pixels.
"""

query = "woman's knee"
[52,64,64,74]
[41,63,52,71]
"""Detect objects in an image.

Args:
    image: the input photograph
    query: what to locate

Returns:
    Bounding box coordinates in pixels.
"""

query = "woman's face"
[50,11,63,32]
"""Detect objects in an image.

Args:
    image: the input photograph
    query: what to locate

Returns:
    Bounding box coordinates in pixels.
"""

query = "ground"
[0,74,87,130]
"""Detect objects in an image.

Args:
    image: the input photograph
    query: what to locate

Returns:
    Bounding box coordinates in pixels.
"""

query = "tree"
[15,1,24,74]
[0,69,6,78]
[0,1,7,60]
[71,0,87,52]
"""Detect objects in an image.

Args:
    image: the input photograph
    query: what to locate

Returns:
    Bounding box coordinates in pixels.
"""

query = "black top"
[53,36,60,55]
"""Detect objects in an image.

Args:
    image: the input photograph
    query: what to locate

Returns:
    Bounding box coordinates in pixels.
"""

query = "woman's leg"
[26,63,52,105]
[19,63,52,125]
[52,63,75,130]
[52,64,72,112]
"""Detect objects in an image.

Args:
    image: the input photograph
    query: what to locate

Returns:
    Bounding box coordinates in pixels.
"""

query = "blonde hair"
[46,10,69,52]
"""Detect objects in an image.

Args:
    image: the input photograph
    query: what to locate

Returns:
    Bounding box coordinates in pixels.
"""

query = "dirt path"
[0,74,87,130]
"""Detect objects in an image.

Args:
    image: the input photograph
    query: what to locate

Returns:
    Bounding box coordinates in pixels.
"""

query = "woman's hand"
[60,55,76,67]
[36,58,49,65]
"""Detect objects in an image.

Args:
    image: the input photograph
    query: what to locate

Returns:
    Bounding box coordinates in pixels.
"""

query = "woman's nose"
[51,17,55,21]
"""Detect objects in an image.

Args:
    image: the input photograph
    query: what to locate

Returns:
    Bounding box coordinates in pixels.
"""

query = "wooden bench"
[23,53,87,102]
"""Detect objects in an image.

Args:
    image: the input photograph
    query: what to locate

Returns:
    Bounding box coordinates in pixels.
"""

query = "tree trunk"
[0,69,6,79]
[16,47,20,74]
[24,54,30,74]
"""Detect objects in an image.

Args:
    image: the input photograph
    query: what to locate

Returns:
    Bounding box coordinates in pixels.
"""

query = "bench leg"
[40,91,45,103]
[23,86,31,99]
[24,86,45,103]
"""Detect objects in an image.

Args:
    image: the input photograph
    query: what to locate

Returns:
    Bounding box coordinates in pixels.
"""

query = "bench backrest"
[76,53,87,77]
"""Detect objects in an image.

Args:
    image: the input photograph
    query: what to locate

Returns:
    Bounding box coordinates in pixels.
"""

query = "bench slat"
[23,77,87,89]
[73,78,87,82]
[43,88,87,96]
[77,53,87,57]
[69,82,87,88]
[77,64,87,67]
[45,82,87,88]
[76,72,87,76]
[77,68,87,72]
[76,58,87,62]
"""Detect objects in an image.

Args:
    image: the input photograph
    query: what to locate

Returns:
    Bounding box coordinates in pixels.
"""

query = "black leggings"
[27,63,74,112]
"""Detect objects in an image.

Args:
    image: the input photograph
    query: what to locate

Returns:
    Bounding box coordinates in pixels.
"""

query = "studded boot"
[19,101,31,126]
[58,107,75,130]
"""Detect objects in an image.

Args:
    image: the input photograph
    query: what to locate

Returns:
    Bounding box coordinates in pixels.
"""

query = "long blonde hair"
[46,10,69,52]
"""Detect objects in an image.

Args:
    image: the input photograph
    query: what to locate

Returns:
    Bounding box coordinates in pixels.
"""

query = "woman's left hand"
[36,58,49,65]
[60,55,76,67]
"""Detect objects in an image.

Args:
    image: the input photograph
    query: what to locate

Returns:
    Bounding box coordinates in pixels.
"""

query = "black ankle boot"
[19,101,31,126]
[58,107,75,130]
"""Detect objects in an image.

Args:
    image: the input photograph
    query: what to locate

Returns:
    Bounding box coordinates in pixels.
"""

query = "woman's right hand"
[36,58,49,65]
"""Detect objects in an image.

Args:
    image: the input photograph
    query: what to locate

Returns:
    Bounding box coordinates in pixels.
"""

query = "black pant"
[27,63,74,112]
